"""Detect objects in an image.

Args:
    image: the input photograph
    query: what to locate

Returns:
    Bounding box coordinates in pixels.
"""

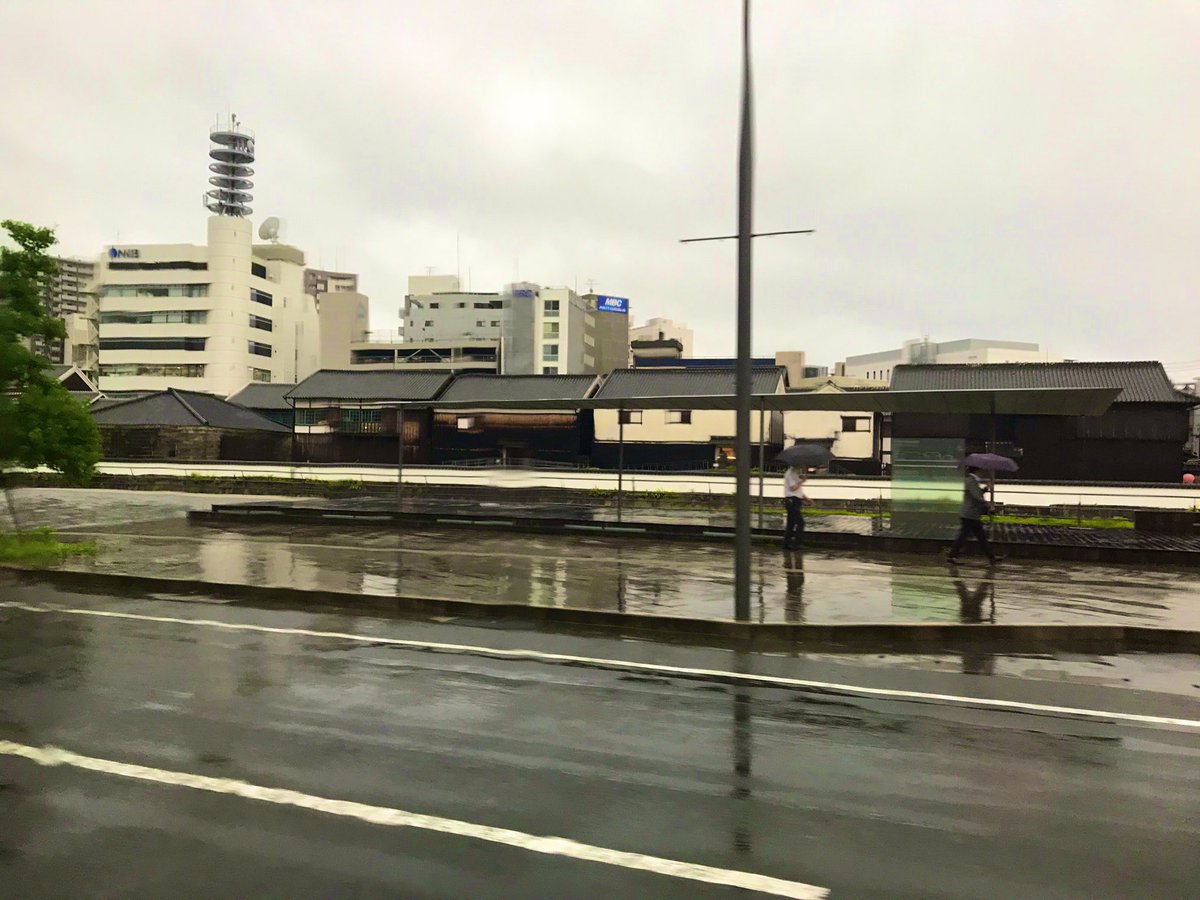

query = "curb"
[192,505,1200,567]
[7,567,1199,655]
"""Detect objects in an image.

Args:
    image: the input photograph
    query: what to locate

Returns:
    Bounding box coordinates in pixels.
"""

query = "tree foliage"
[0,219,101,484]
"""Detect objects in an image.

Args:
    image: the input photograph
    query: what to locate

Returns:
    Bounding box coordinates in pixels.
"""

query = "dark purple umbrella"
[960,453,1018,472]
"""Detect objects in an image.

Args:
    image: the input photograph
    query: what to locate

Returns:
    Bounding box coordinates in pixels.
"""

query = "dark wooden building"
[90,388,292,461]
[891,362,1195,482]
[286,370,452,464]
[432,374,600,464]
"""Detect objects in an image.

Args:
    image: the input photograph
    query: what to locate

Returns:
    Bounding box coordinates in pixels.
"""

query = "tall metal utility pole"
[733,0,756,621]
[680,0,813,620]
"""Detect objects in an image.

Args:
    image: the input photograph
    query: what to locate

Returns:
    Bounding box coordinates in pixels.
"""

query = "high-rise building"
[96,119,321,395]
[38,256,99,377]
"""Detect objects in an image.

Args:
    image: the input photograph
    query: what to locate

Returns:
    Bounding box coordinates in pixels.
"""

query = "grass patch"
[0,528,98,567]
[991,514,1133,529]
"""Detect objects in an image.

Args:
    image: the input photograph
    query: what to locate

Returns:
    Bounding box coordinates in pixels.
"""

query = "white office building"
[385,275,626,376]
[839,337,1059,383]
[97,219,320,396]
[97,120,321,396]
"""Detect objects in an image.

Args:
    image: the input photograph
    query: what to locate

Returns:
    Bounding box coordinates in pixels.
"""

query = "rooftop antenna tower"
[206,114,255,217]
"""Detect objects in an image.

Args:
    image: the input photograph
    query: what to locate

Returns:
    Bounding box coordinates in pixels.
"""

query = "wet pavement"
[1,582,1198,898]
[212,494,1200,554]
[6,488,1200,627]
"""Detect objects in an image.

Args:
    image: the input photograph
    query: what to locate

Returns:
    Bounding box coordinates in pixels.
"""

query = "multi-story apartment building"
[38,257,99,377]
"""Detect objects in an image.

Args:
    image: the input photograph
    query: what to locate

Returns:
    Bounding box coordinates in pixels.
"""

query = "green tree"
[1,219,102,508]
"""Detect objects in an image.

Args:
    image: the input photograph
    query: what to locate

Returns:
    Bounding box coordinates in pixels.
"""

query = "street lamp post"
[680,0,813,620]
[733,0,756,621]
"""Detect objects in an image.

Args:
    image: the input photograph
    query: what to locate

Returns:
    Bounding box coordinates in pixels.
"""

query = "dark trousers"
[950,517,994,561]
[784,497,805,548]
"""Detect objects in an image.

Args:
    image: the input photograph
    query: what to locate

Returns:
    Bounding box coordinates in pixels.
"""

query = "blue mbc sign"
[595,295,628,314]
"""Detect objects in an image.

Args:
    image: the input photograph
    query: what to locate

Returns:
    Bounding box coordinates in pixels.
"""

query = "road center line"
[0,740,827,900]
[3,602,1198,730]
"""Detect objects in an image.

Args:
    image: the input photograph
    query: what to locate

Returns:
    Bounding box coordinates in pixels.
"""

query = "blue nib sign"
[596,295,628,314]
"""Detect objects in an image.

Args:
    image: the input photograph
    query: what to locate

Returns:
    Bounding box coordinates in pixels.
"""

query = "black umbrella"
[775,443,833,468]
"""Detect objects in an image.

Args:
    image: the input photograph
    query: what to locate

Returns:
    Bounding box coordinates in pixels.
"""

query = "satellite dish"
[259,217,281,242]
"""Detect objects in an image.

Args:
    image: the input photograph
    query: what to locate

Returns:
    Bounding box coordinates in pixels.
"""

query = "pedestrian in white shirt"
[783,466,807,550]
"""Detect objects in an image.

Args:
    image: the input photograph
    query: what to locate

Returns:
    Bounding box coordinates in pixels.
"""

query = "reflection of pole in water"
[731,648,754,855]
[785,549,805,623]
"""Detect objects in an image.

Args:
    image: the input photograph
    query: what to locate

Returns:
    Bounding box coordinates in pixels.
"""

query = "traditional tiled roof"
[286,370,452,401]
[594,367,785,400]
[891,362,1193,404]
[90,389,291,432]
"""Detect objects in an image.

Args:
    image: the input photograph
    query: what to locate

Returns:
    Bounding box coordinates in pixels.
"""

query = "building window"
[296,407,333,427]
[249,314,273,331]
[542,366,558,375]
[107,260,207,271]
[251,288,273,306]
[457,302,466,309]
[666,410,692,424]
[251,262,267,278]
[251,368,271,383]
[490,320,500,327]
[542,344,559,362]
[100,363,205,378]
[99,284,208,298]
[456,416,477,430]
[430,303,440,309]
[543,300,559,317]
[340,408,383,433]
[543,321,560,339]
[100,337,207,351]
[424,320,434,327]
[100,310,208,325]
[841,416,871,432]
[619,410,643,425]
[248,341,272,357]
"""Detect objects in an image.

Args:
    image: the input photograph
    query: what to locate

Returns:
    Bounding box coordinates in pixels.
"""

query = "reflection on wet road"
[1,583,1198,898]
[47,516,1200,627]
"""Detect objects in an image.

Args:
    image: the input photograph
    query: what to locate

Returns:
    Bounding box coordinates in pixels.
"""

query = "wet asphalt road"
[2,582,1198,898]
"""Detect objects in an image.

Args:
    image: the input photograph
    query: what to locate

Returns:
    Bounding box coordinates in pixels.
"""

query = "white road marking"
[4,601,1198,731]
[0,740,828,899]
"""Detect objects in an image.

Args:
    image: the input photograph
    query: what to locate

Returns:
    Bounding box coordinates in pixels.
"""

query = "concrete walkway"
[9,488,1200,629]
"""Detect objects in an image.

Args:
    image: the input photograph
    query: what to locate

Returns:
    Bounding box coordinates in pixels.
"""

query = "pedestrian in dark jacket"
[948,467,997,565]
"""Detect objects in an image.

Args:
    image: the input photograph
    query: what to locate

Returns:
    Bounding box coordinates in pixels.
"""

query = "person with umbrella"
[775,442,831,550]
[947,455,1012,565]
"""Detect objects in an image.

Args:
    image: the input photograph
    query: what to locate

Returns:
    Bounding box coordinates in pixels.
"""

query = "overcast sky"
[4,0,1199,376]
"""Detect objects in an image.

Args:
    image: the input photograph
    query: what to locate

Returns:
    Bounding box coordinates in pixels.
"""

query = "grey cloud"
[3,0,1198,375]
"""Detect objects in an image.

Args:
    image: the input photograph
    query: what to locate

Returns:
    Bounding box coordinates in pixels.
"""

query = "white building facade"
[630,317,693,358]
[97,216,320,396]
[840,337,1058,383]
[390,275,618,376]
